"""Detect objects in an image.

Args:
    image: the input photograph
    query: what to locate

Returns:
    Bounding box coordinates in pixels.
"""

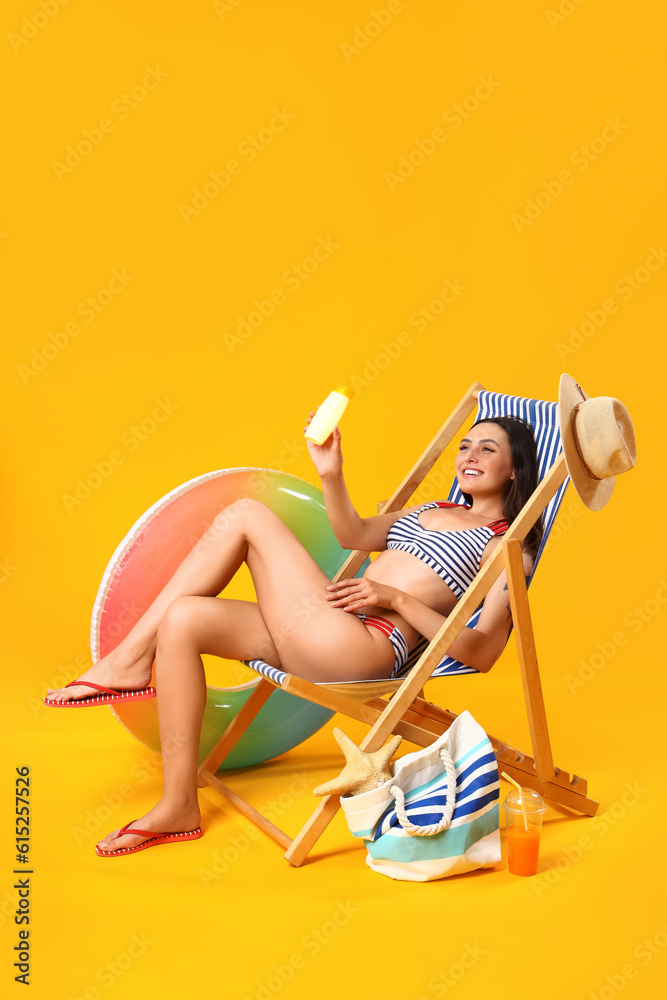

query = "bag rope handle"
[389,747,456,837]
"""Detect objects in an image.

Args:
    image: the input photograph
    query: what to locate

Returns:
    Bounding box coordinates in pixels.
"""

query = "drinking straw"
[501,771,528,831]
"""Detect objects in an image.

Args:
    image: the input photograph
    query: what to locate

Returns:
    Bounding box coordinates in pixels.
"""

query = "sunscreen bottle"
[304,385,354,445]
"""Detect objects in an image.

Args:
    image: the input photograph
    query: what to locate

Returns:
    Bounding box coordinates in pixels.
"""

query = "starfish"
[313,728,403,797]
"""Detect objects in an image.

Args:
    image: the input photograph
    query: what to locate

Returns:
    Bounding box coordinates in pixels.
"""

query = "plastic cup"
[502,787,546,877]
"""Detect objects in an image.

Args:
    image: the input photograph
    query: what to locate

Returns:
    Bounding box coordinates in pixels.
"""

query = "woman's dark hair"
[460,416,543,558]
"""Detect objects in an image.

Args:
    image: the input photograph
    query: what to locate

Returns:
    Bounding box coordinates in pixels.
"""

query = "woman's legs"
[92,500,396,850]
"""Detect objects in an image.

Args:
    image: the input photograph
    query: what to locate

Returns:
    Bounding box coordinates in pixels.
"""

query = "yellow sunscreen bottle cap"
[333,384,354,399]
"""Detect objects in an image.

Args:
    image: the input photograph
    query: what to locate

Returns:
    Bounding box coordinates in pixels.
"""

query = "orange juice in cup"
[502,787,546,877]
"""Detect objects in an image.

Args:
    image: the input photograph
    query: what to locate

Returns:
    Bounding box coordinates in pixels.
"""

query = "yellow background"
[1,1,665,997]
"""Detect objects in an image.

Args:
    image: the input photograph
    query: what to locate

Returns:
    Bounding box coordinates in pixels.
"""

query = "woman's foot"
[45,645,155,703]
[95,800,202,854]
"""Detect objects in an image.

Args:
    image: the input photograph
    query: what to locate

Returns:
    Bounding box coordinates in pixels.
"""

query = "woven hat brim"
[558,374,615,511]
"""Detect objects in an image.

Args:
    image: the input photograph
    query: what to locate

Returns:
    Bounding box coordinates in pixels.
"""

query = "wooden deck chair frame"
[196,382,600,866]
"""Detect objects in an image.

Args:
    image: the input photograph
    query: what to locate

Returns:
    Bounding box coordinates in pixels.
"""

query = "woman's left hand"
[326,577,403,611]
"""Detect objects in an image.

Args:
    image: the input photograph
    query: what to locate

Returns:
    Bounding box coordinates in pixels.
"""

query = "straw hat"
[558,374,636,511]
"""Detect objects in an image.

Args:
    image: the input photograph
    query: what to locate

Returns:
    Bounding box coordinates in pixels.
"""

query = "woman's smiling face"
[455,421,514,497]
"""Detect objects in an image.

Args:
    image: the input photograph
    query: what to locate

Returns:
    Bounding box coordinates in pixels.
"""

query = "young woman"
[45,414,540,856]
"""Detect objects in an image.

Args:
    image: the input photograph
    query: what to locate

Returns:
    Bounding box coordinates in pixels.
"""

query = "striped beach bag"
[340,711,501,881]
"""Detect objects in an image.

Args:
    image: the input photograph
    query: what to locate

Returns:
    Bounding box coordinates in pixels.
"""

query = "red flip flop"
[43,681,156,707]
[95,821,203,857]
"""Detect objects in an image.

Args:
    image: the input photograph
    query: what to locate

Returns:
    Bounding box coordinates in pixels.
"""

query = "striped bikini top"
[385,501,509,599]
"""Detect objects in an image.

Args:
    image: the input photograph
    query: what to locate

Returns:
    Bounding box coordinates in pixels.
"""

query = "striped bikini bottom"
[355,613,410,678]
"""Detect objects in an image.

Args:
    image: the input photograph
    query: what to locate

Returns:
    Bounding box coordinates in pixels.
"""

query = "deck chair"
[197,382,599,866]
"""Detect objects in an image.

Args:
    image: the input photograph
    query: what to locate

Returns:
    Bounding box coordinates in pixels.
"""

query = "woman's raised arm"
[305,417,419,552]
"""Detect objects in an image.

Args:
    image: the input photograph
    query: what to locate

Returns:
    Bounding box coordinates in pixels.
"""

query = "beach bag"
[339,710,501,881]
